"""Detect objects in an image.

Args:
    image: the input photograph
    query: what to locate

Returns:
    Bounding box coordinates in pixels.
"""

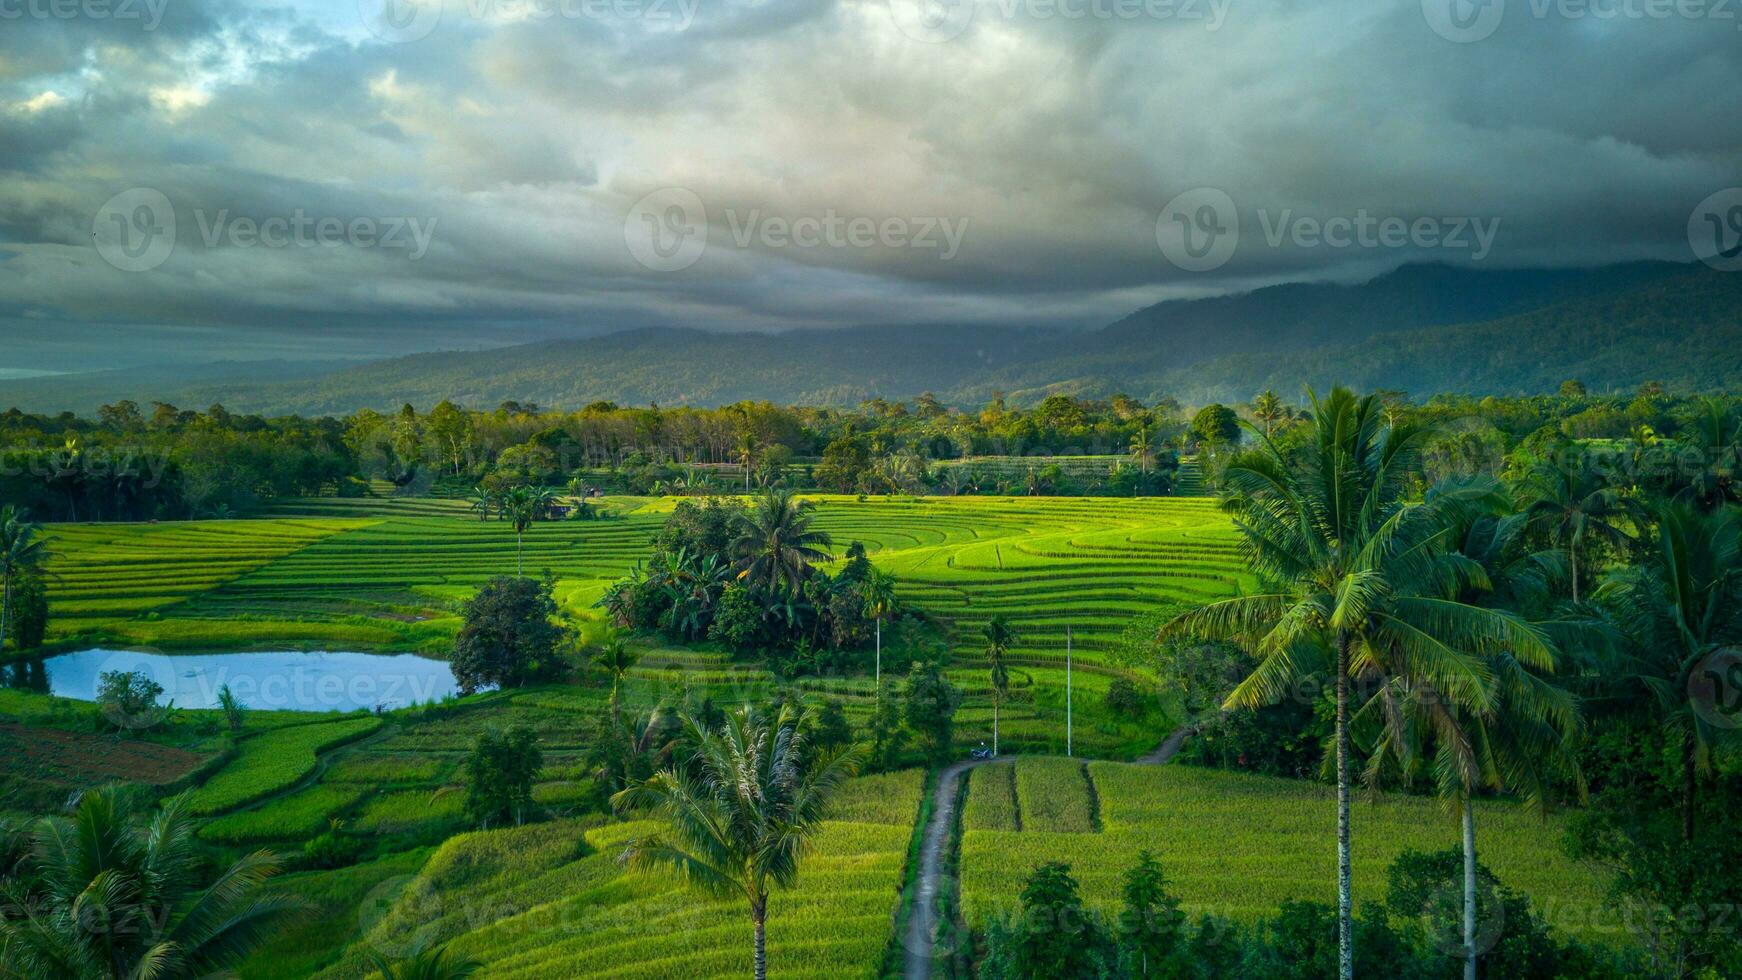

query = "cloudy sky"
[1,0,1738,371]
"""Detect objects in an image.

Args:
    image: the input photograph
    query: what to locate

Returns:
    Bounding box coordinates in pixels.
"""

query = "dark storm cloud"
[0,0,1737,367]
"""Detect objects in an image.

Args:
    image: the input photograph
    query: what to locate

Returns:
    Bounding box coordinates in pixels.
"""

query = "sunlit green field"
[255,768,925,980]
[959,758,1617,943]
[36,494,1250,758]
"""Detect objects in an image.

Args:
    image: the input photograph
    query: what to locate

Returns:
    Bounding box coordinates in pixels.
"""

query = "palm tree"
[369,945,479,980]
[612,704,863,980]
[1519,460,1631,603]
[592,635,642,731]
[1159,388,1549,980]
[861,568,898,691]
[0,505,51,654]
[1252,389,1287,438]
[1597,502,1742,842]
[498,485,558,576]
[467,486,497,522]
[737,431,758,495]
[983,616,1015,756]
[1356,508,1580,980]
[731,490,833,595]
[1129,414,1156,474]
[0,790,303,978]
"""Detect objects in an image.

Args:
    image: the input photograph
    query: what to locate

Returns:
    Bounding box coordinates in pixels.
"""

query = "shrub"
[95,669,169,732]
[1103,677,1147,718]
[465,725,543,829]
[451,576,567,693]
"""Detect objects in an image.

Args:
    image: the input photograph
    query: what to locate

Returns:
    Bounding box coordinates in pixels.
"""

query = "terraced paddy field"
[30,495,1247,756]
[959,758,1617,944]
[268,768,925,980]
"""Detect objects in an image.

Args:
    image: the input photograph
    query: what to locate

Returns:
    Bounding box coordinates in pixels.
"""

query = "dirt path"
[901,727,1191,978]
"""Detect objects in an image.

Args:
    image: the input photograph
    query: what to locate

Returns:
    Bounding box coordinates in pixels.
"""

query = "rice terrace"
[5,4,1742,976]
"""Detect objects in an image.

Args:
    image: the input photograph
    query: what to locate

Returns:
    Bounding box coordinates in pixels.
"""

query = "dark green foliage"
[809,698,853,758]
[999,863,1108,980]
[451,576,566,694]
[865,679,909,772]
[1103,678,1148,718]
[302,827,367,870]
[815,434,871,492]
[1189,404,1241,448]
[95,668,169,732]
[464,725,543,829]
[903,662,961,763]
[1116,851,1190,978]
[4,570,47,650]
[707,583,765,652]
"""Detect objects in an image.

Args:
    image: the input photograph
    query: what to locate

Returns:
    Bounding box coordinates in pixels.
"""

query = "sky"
[1,0,1739,371]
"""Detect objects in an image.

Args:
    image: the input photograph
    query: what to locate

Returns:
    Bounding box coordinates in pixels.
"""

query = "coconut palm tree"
[1252,389,1287,438]
[862,568,898,691]
[612,704,863,980]
[0,790,303,978]
[1519,460,1631,603]
[1129,414,1156,474]
[498,485,558,576]
[737,431,758,495]
[1159,388,1550,980]
[0,505,51,654]
[467,486,497,522]
[368,945,479,980]
[731,490,833,596]
[1356,508,1580,980]
[592,634,642,731]
[1596,502,1742,842]
[983,616,1015,756]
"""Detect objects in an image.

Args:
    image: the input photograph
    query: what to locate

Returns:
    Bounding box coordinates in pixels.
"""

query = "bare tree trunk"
[1569,547,1579,604]
[752,896,768,980]
[1464,795,1478,980]
[993,696,999,756]
[1,571,11,654]
[517,529,524,577]
[875,618,881,690]
[1336,631,1354,980]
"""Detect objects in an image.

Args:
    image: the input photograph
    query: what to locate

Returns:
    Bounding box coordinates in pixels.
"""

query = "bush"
[95,669,168,732]
[465,725,543,829]
[5,571,48,650]
[904,662,961,763]
[708,583,764,653]
[1103,678,1148,718]
[451,576,568,693]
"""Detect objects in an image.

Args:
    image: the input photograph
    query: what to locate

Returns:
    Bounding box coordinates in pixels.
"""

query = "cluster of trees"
[596,492,908,677]
[1152,386,1742,979]
[978,849,1641,979]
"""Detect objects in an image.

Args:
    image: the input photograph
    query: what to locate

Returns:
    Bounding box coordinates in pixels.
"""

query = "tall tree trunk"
[1463,795,1478,980]
[1,571,11,654]
[752,895,768,980]
[517,530,524,577]
[1336,631,1354,980]
[874,618,881,690]
[1683,730,1697,843]
[1569,547,1579,604]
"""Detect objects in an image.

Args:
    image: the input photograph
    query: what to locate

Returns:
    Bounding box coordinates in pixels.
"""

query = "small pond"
[4,648,466,713]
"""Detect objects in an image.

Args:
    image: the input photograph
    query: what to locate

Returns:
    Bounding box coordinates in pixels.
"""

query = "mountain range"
[5,261,1737,416]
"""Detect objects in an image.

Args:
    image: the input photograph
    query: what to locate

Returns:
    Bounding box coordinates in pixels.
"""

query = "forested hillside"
[5,261,1734,414]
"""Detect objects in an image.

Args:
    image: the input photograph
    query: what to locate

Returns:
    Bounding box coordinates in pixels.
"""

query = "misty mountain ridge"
[2,261,1732,416]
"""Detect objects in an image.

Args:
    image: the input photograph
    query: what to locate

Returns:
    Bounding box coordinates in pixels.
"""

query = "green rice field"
[958,757,1617,943]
